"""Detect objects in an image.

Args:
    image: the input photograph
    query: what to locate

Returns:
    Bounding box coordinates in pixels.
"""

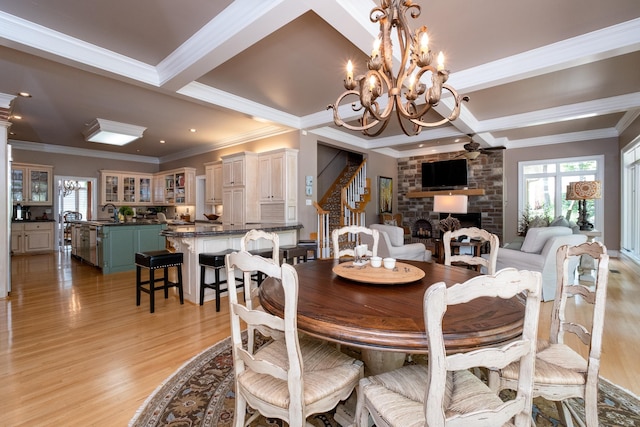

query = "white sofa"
[494,227,587,301]
[362,224,432,262]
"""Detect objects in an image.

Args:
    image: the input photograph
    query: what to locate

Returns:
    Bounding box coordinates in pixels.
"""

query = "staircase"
[315,159,371,258]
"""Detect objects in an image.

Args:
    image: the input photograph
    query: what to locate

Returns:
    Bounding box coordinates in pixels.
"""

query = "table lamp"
[434,194,468,232]
[566,180,601,231]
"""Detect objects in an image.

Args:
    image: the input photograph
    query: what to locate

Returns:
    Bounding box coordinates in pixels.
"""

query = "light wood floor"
[1,251,639,426]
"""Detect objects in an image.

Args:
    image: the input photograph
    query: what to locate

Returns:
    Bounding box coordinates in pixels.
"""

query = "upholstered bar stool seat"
[135,250,184,313]
[199,249,244,312]
[280,245,308,265]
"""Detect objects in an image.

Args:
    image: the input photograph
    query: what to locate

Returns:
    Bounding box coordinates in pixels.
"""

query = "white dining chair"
[332,225,379,260]
[489,241,609,427]
[239,229,281,350]
[226,250,364,427]
[356,268,542,427]
[443,226,499,274]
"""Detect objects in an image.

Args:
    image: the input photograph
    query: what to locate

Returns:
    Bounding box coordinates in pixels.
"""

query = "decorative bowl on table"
[203,213,220,221]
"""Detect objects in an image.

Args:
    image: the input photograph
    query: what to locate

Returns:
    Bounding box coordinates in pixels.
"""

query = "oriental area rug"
[129,335,640,427]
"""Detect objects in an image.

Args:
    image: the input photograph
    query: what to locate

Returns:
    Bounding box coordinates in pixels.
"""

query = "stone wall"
[397,151,504,243]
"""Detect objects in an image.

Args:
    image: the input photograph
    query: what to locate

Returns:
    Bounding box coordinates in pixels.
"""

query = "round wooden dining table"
[259,259,526,374]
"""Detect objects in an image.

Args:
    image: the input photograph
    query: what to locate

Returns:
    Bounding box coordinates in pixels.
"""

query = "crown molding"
[158,125,293,163]
[0,12,158,86]
[9,140,159,164]
[507,128,618,149]
[449,18,640,93]
[177,82,300,130]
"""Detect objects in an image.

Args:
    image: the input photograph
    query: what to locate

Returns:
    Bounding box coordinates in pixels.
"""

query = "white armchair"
[493,227,587,301]
[363,224,432,261]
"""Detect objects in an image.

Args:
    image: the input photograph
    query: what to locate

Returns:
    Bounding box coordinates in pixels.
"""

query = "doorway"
[54,176,97,249]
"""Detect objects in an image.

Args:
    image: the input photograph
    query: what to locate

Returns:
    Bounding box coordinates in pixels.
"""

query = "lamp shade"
[433,194,468,214]
[566,181,601,200]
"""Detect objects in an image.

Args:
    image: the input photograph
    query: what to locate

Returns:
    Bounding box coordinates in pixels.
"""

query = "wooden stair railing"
[313,201,331,259]
[340,161,369,228]
[315,159,370,259]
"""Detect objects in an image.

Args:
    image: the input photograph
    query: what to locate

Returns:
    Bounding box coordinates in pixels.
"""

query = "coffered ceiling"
[1,0,639,162]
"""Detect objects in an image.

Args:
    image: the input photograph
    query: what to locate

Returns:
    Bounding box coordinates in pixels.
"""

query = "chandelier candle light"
[566,181,601,231]
[328,0,469,137]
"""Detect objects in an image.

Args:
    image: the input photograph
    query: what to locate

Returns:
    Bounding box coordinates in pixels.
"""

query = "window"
[518,156,603,232]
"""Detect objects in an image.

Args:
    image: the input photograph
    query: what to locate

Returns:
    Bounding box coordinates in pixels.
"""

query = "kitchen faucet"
[102,203,119,222]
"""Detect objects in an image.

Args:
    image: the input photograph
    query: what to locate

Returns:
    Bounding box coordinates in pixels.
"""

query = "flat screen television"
[421,159,468,189]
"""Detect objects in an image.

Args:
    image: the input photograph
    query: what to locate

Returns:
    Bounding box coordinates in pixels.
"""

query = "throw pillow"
[383,219,397,226]
[520,226,572,253]
[549,215,570,228]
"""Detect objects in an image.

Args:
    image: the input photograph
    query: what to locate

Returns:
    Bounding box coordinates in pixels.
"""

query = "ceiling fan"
[458,135,506,160]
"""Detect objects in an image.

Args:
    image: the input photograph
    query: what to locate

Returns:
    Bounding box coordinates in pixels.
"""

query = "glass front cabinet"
[155,168,196,206]
[11,163,53,206]
[100,171,153,205]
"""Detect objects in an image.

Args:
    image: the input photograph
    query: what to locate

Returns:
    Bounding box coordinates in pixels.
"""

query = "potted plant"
[119,206,134,222]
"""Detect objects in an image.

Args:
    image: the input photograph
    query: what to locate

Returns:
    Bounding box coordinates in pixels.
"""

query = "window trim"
[518,154,604,233]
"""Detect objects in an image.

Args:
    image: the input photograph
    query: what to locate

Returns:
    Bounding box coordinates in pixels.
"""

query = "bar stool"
[199,249,244,312]
[135,250,184,313]
[297,239,318,261]
[280,245,309,265]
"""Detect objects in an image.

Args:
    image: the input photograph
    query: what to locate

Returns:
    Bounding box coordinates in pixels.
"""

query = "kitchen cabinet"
[221,153,258,224]
[100,223,166,274]
[11,163,53,205]
[222,188,247,225]
[11,221,54,254]
[258,148,298,223]
[155,168,196,206]
[204,161,223,205]
[100,171,153,205]
[222,154,248,187]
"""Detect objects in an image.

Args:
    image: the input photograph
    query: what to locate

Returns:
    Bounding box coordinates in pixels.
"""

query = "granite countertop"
[161,222,303,238]
[12,219,55,223]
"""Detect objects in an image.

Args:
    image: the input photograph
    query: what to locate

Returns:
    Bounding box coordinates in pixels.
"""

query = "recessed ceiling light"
[18,92,31,98]
[189,128,197,133]
[418,144,424,148]
[9,132,16,135]
[160,140,166,144]
[12,115,22,120]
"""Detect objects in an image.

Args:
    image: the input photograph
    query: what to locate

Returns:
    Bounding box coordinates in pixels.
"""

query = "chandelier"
[328,0,469,137]
[62,180,79,196]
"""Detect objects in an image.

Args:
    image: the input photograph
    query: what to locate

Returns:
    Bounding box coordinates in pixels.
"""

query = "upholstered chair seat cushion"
[500,339,587,386]
[360,364,515,427]
[237,335,362,408]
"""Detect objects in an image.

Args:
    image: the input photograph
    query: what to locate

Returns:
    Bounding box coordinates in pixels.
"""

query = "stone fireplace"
[412,218,435,238]
[397,151,504,243]
[439,212,482,229]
